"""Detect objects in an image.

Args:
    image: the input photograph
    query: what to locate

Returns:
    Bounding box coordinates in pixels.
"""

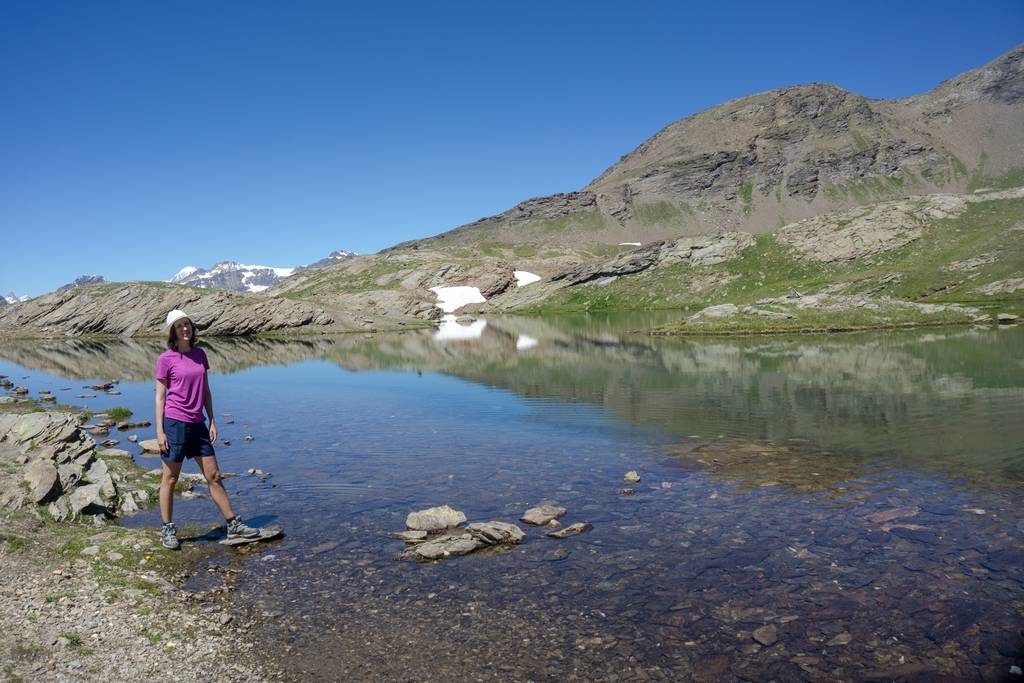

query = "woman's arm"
[155,379,168,453]
[204,372,218,442]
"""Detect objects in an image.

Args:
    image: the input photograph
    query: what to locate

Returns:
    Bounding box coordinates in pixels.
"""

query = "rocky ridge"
[170,262,294,293]
[492,186,1024,319]
[0,282,335,338]
[386,45,1023,255]
[57,275,106,292]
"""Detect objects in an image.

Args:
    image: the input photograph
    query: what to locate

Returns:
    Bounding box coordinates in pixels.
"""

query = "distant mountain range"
[57,275,106,292]
[169,250,357,293]
[3,292,29,305]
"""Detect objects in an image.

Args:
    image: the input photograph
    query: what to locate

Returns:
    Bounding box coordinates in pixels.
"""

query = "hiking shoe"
[227,517,261,539]
[161,523,180,550]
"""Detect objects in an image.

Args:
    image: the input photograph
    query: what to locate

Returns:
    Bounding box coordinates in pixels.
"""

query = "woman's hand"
[157,433,168,454]
[208,421,218,443]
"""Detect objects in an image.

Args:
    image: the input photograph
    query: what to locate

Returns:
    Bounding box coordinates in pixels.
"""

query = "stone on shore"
[24,460,61,503]
[406,505,467,532]
[521,504,567,526]
[68,483,107,516]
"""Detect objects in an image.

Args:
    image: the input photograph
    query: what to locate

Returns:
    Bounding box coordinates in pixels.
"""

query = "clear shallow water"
[1,320,1022,680]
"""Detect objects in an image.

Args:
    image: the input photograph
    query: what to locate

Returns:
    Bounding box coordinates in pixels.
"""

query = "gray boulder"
[405,505,467,532]
[68,483,107,516]
[23,460,60,503]
[401,533,484,562]
[466,521,526,546]
[521,504,567,526]
[84,459,116,499]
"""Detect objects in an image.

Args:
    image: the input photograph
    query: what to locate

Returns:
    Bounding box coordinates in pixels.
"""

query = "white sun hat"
[165,309,191,329]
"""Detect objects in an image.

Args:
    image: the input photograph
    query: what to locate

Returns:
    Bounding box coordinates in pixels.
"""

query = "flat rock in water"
[402,533,483,562]
[624,470,641,483]
[405,505,467,532]
[466,521,525,545]
[521,504,567,526]
[392,530,428,543]
[546,522,592,539]
[139,439,161,454]
[219,526,284,547]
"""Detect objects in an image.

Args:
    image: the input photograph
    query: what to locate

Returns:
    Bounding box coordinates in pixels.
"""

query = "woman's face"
[173,318,193,344]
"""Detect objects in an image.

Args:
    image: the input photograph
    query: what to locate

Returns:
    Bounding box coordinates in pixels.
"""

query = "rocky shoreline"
[0,394,279,682]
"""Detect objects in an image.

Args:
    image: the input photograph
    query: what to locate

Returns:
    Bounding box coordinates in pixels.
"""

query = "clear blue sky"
[2,1,1021,296]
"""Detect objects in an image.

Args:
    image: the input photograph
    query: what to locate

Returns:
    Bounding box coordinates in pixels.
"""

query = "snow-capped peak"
[171,266,199,282]
[3,292,29,304]
[168,261,296,293]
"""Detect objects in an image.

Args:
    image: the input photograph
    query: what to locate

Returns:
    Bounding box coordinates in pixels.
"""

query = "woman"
[155,309,260,549]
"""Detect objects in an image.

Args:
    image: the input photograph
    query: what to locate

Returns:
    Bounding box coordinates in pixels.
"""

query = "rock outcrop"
[0,411,150,519]
[551,232,754,286]
[0,282,334,338]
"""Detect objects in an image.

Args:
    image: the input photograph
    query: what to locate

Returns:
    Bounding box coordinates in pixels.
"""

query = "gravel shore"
[0,511,277,682]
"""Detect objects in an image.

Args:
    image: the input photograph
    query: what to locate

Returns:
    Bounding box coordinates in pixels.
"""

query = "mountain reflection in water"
[2,320,1023,679]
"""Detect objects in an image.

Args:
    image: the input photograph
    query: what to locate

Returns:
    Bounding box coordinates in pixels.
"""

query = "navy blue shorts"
[162,417,216,464]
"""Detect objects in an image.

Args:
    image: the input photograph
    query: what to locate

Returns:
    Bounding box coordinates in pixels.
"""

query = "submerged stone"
[546,522,592,539]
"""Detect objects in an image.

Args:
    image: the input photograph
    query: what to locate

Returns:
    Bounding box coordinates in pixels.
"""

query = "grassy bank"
[517,194,1024,334]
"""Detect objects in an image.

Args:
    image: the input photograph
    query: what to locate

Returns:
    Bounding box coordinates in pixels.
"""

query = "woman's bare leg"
[195,455,236,520]
[159,460,183,524]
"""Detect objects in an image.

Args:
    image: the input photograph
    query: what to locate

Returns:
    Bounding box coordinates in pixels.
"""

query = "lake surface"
[2,318,1023,681]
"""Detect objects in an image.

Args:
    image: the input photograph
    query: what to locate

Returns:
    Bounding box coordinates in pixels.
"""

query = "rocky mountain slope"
[491,186,1023,331]
[0,282,337,337]
[1,46,1020,338]
[386,45,1023,259]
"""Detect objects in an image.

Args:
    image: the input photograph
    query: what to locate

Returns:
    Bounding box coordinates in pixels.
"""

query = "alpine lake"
[1,315,1022,681]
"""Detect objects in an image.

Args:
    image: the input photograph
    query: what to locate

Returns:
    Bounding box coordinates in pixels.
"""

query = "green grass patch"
[515,192,1024,324]
[823,175,904,203]
[650,304,974,336]
[967,166,1024,192]
[633,200,694,226]
[106,406,132,421]
[0,533,28,552]
[532,210,606,235]
[739,181,754,215]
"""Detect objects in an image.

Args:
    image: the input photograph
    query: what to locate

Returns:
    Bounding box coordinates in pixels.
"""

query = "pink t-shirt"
[156,347,210,424]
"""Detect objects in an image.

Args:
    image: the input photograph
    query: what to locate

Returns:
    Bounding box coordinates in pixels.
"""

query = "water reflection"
[3,322,1023,483]
[3,320,1023,680]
